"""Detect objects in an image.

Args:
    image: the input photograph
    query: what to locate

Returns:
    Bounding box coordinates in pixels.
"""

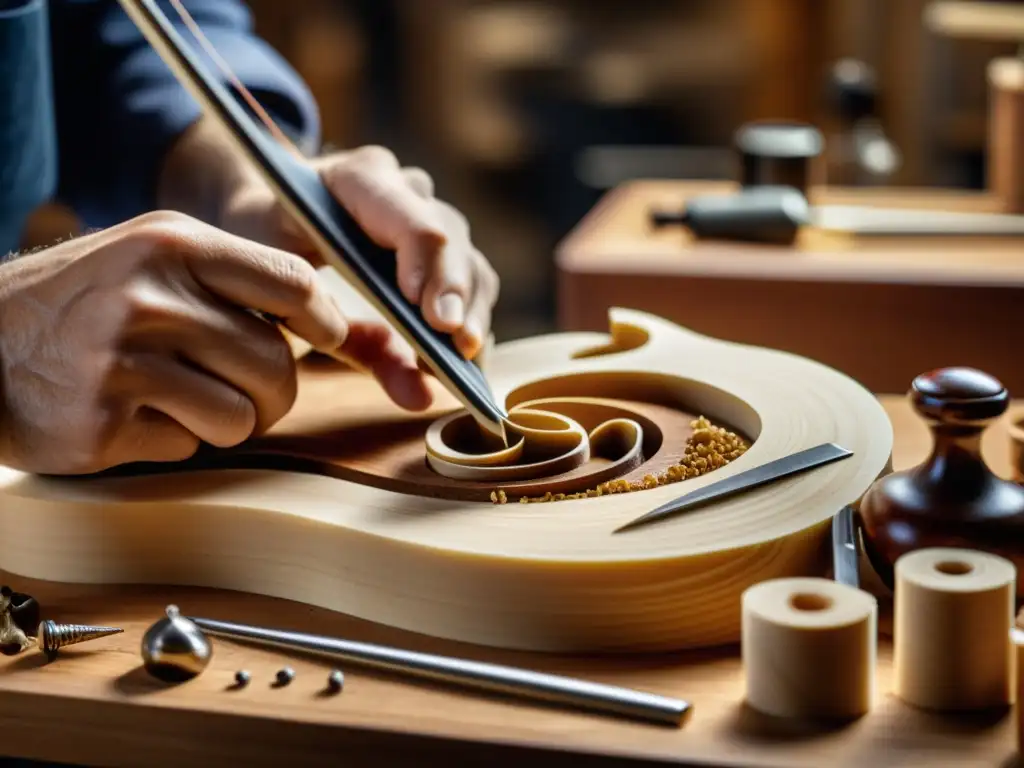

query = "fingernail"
[436,293,464,327]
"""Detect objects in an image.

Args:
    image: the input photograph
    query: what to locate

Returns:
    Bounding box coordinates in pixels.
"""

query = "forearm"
[156,115,264,227]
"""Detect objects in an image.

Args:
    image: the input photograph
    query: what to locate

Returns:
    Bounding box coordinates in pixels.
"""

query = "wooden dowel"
[989,58,1024,213]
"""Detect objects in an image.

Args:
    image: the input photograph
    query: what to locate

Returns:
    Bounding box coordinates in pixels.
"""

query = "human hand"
[0,211,430,475]
[217,145,500,362]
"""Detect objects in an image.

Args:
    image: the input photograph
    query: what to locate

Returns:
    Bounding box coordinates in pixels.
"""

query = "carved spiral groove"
[424,396,749,502]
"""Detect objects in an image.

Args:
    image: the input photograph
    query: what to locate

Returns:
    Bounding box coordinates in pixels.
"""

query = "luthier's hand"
[0,211,428,475]
[216,144,500,362]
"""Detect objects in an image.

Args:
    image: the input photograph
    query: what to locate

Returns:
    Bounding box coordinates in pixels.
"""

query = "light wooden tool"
[0,271,893,653]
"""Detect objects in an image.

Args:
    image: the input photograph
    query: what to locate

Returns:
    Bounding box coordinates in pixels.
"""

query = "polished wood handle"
[910,367,1008,426]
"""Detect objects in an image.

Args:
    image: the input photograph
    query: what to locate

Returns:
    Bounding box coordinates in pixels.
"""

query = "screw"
[37,620,123,660]
[327,668,344,693]
[274,666,295,686]
[234,669,251,687]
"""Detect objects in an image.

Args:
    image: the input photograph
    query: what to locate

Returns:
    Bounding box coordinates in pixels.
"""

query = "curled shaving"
[425,397,645,490]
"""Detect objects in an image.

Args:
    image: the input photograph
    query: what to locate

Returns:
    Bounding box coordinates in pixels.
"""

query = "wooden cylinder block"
[742,577,877,720]
[893,548,1016,711]
[988,57,1024,213]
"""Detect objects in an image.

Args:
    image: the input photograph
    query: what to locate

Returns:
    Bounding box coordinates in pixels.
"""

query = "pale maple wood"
[893,548,1017,711]
[741,577,877,720]
[0,266,893,654]
[0,395,1018,767]
[556,180,1024,394]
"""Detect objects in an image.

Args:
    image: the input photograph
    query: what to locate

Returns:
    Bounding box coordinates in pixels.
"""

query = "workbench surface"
[0,395,1019,768]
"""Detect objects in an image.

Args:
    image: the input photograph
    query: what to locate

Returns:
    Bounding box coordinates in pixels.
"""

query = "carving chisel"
[614,442,854,533]
[116,0,509,441]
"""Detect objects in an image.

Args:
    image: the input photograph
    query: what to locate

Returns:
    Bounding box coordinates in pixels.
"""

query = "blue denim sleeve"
[0,0,57,255]
[49,0,321,229]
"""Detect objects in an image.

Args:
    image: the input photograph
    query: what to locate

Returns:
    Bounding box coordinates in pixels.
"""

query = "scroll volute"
[858,367,1024,593]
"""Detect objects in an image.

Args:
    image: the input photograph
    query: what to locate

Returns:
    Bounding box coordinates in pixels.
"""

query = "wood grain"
[556,180,1024,394]
[0,395,1016,768]
[0,274,892,653]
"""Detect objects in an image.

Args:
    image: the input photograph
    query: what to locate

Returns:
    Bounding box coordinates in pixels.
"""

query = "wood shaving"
[490,416,750,504]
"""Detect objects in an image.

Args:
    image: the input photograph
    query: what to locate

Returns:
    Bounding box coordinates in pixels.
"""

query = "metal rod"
[188,616,692,727]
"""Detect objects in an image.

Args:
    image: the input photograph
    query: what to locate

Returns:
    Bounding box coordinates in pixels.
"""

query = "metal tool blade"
[831,505,860,588]
[812,204,1024,237]
[188,616,691,727]
[614,442,853,533]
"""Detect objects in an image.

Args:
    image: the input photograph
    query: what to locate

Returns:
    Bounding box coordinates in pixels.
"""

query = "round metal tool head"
[141,605,212,683]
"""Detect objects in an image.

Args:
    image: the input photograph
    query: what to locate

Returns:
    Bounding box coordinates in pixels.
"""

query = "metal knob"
[141,605,212,682]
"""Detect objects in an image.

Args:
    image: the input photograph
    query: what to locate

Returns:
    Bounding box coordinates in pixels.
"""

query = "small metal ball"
[327,668,344,693]
[234,669,251,687]
[141,604,212,683]
[275,666,295,686]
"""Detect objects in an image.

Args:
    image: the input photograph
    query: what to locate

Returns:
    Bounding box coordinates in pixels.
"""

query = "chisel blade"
[812,204,1024,237]
[613,442,853,533]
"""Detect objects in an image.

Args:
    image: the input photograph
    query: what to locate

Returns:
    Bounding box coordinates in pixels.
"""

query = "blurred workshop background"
[230,0,1021,342]
[22,0,1024,348]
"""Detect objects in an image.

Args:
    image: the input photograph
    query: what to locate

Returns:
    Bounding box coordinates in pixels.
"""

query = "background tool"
[734,122,823,195]
[115,0,509,441]
[650,184,1024,245]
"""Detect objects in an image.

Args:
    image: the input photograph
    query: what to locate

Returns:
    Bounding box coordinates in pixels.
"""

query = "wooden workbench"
[0,395,1019,768]
[556,181,1024,394]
